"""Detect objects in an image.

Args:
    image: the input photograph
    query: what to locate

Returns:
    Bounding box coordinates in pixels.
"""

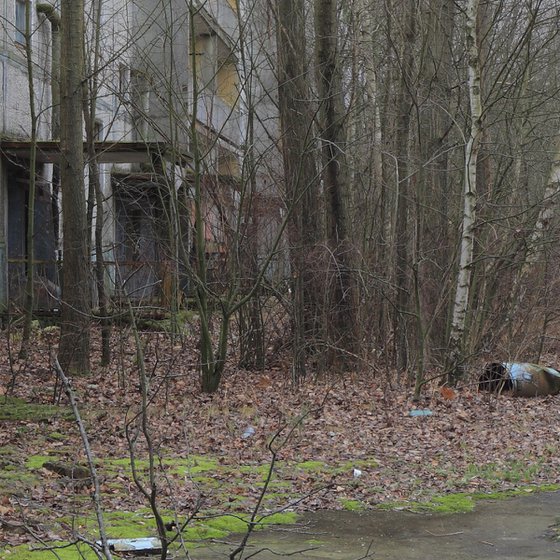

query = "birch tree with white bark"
[447,0,482,383]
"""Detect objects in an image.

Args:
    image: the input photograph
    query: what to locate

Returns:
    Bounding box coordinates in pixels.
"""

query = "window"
[15,0,26,44]
[216,59,239,107]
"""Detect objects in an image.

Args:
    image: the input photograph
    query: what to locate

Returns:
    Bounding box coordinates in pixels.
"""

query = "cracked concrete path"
[193,491,560,559]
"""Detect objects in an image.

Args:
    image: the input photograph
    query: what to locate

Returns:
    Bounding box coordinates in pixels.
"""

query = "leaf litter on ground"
[1,328,560,548]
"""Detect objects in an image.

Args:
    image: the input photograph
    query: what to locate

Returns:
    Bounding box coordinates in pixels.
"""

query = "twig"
[228,404,329,560]
[124,297,169,560]
[268,527,326,535]
[354,540,376,560]
[244,546,320,559]
[425,530,464,537]
[159,454,204,549]
[12,498,64,560]
[53,357,113,560]
[32,536,105,560]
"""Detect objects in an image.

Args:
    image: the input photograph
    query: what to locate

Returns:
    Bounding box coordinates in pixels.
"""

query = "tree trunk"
[526,142,560,263]
[83,0,110,366]
[501,135,560,336]
[238,206,265,370]
[416,0,455,365]
[276,0,320,380]
[236,25,265,370]
[187,8,228,394]
[20,0,38,359]
[314,0,357,368]
[389,0,417,372]
[58,0,91,374]
[447,0,482,383]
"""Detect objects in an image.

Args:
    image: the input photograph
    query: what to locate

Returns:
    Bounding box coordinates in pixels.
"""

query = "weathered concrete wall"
[129,0,242,159]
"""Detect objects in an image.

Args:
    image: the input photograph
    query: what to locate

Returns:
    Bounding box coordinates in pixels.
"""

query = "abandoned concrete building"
[0,0,255,312]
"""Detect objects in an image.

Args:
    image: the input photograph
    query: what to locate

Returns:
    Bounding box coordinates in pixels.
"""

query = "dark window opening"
[114,177,168,302]
[7,162,59,311]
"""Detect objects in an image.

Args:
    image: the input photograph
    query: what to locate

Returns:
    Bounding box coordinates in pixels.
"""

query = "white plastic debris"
[242,426,256,439]
[99,538,162,554]
[353,468,362,478]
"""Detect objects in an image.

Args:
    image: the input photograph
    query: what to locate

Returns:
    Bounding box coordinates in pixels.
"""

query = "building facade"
[0,0,243,311]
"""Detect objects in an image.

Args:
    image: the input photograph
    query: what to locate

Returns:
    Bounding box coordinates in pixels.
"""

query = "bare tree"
[83,0,111,366]
[314,0,357,367]
[19,0,39,358]
[275,0,321,380]
[58,0,91,374]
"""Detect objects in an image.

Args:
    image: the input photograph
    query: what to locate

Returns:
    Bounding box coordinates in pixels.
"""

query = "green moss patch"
[103,454,218,477]
[0,542,99,560]
[377,494,476,514]
[239,462,273,476]
[0,450,43,496]
[25,455,58,470]
[380,485,560,514]
[0,397,72,422]
[340,499,366,511]
[0,467,38,496]
[69,510,157,539]
[474,484,560,500]
[181,511,298,542]
[295,460,325,472]
[78,509,297,543]
[425,494,476,513]
[170,455,218,475]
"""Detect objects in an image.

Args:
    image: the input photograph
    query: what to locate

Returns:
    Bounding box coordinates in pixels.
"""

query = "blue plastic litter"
[409,409,433,417]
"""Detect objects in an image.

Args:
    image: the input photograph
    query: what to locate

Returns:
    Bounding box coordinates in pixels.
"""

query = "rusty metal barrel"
[479,362,560,396]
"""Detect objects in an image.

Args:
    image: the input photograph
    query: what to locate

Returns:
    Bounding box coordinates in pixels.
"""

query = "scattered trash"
[409,409,433,417]
[479,362,560,397]
[353,468,362,478]
[99,538,162,555]
[242,426,256,439]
